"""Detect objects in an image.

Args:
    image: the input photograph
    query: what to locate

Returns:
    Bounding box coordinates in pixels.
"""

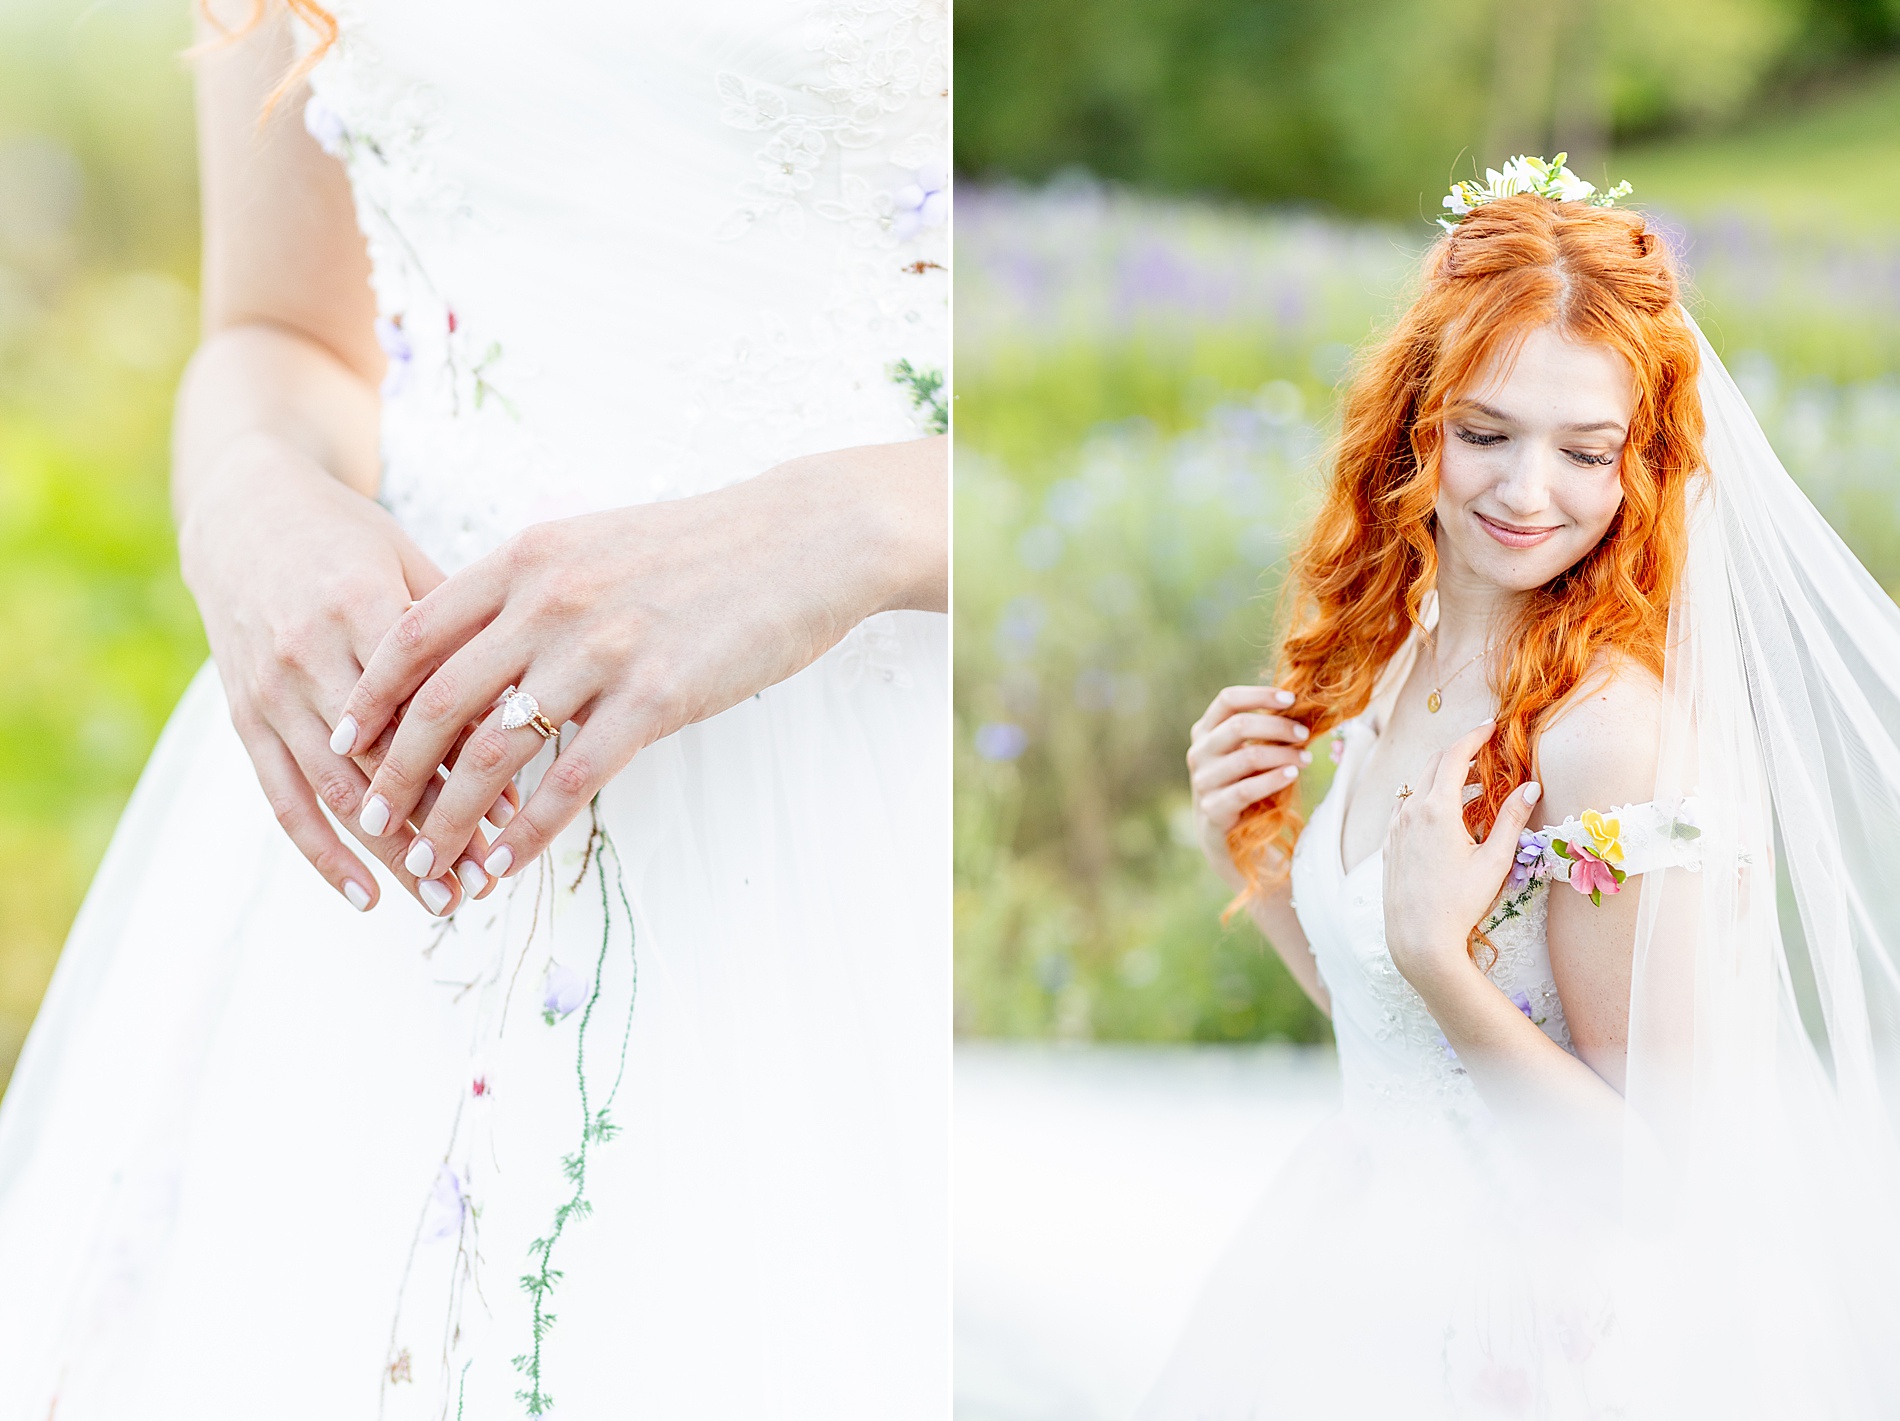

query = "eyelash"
[1453,426,1616,467]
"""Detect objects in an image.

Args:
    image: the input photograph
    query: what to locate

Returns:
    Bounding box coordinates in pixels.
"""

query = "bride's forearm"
[172,322,382,537]
[1412,954,1625,1154]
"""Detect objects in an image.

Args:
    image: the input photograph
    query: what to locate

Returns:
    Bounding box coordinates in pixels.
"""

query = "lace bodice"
[301,0,948,575]
[1288,642,1701,1125]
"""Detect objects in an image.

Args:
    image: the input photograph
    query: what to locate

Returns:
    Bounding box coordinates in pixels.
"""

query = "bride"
[1169,158,1900,1417]
[0,2,947,1417]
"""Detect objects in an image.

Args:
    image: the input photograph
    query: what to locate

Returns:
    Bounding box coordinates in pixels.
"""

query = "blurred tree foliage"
[0,0,205,1090]
[955,0,1900,217]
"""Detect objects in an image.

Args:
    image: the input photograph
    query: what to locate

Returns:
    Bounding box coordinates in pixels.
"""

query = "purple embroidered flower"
[1509,829,1555,887]
[427,1164,469,1240]
[543,962,591,1021]
[303,94,348,157]
[893,160,948,241]
[375,314,414,398]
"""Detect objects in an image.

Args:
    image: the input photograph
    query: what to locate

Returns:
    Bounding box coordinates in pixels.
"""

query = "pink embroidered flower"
[471,1075,491,1098]
[1567,845,1621,899]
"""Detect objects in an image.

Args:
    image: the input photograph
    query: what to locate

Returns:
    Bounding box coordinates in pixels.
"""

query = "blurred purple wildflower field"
[954,180,1900,1045]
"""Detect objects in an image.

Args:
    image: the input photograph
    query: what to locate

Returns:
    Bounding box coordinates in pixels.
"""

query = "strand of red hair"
[193,0,339,120]
[1226,195,1705,958]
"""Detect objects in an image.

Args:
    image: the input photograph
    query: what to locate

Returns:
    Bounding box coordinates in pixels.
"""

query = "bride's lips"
[1475,511,1561,549]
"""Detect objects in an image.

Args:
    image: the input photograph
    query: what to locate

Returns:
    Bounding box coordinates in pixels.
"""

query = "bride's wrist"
[767,438,947,621]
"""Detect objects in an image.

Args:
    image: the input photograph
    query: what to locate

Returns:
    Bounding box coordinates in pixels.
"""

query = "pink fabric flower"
[1567,846,1621,898]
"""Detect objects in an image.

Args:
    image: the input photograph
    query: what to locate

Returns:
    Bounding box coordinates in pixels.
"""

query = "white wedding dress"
[1141,618,1705,1420]
[0,4,948,1417]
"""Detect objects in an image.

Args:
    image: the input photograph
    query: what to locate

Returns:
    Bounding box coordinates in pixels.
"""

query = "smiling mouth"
[1475,511,1562,548]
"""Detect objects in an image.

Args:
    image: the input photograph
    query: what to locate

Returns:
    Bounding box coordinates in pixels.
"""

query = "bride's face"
[1434,323,1634,595]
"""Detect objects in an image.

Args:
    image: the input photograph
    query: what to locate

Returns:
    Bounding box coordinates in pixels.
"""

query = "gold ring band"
[499,686,560,742]
[1395,783,1413,801]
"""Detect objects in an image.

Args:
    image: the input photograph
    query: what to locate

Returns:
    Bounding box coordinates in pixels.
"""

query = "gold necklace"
[1426,636,1493,714]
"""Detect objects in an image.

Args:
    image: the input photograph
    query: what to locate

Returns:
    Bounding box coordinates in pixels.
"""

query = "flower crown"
[1439,153,1632,232]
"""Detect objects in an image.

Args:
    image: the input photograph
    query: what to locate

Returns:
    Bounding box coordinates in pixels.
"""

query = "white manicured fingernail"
[405,837,436,878]
[1298,749,1313,765]
[484,844,514,878]
[1283,764,1300,780]
[329,715,358,756]
[1523,782,1542,805]
[1473,717,1497,731]
[343,880,371,912]
[360,794,391,837]
[486,797,516,828]
[456,859,487,894]
[1274,690,1296,706]
[418,878,452,915]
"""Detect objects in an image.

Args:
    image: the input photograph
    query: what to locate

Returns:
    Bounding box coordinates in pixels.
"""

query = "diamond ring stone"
[498,686,560,740]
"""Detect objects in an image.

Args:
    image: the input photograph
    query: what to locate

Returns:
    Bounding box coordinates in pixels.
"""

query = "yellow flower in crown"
[1580,809,1624,865]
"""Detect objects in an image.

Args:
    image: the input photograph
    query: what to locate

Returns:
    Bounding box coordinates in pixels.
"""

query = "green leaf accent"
[1671,821,1702,840]
[889,358,948,435]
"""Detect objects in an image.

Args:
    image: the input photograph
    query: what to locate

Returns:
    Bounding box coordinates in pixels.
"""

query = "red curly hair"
[196,0,339,115]
[1226,194,1705,907]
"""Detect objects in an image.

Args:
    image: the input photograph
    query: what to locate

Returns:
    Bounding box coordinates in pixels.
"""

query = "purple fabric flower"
[375,314,414,398]
[427,1164,468,1240]
[1510,989,1534,1019]
[303,94,347,157]
[893,161,948,242]
[1509,829,1554,887]
[543,962,591,1020]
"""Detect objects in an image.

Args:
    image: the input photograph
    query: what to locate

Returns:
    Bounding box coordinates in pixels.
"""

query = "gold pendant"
[1427,689,1443,713]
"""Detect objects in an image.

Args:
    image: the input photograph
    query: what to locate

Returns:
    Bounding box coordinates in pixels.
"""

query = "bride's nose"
[1491,447,1556,518]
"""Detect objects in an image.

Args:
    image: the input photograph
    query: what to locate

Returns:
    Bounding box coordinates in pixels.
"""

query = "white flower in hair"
[1439,153,1633,232]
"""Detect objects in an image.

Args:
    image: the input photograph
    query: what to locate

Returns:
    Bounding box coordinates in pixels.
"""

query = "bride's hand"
[332,440,945,889]
[1381,720,1541,988]
[179,439,516,916]
[1187,685,1312,891]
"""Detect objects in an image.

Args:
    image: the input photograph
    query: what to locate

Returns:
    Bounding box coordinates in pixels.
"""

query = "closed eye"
[1565,449,1617,468]
[1454,426,1505,448]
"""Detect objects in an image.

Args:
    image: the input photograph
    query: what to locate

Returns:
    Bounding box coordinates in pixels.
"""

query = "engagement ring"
[1395,784,1413,801]
[499,685,560,741]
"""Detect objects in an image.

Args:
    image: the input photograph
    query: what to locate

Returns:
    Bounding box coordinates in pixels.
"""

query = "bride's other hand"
[334,437,947,885]
[178,419,519,915]
[1187,685,1311,891]
[1381,720,1541,988]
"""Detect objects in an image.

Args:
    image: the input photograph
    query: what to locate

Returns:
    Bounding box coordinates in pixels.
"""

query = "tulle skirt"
[0,613,948,1420]
[1137,1102,1900,1420]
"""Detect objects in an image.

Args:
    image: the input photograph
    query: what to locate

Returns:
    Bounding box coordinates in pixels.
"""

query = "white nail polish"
[360,795,391,837]
[1298,749,1313,765]
[457,859,487,894]
[1275,690,1296,707]
[405,837,436,878]
[1523,781,1543,805]
[484,844,514,878]
[1284,764,1301,780]
[418,878,452,915]
[486,797,516,829]
[343,880,371,912]
[329,715,358,756]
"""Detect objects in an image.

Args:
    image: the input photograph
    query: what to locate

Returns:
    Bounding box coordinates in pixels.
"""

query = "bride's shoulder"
[1532,653,1663,821]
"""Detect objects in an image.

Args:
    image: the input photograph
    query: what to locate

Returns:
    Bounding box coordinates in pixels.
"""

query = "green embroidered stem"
[512,801,639,1415]
[889,358,948,434]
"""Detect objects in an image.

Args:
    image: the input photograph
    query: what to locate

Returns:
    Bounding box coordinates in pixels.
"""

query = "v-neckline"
[1334,616,1432,883]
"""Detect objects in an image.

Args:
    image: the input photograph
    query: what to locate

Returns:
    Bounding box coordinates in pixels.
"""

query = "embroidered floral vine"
[513,798,639,1416]
[889,358,947,434]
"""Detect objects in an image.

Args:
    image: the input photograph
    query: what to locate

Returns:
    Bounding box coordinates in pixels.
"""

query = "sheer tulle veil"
[1622,313,1900,1411]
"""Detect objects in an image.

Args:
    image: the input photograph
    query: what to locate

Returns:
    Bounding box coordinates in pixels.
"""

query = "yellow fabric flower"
[1580,809,1624,865]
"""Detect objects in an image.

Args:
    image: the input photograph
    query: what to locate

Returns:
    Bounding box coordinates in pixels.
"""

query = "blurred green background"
[954,0,1900,1045]
[0,0,203,1092]
[8,0,1900,1086]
